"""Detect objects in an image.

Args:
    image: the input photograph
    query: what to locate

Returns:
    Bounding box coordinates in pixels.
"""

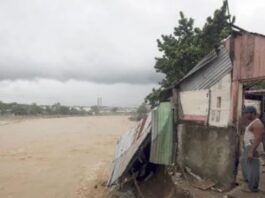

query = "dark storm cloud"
[0,0,174,84]
[0,61,163,84]
[0,53,163,84]
[1,0,264,85]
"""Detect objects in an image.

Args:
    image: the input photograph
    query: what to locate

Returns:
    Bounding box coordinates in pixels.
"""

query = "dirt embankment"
[0,116,135,198]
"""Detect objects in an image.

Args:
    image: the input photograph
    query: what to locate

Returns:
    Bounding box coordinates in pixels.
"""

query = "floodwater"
[0,116,134,198]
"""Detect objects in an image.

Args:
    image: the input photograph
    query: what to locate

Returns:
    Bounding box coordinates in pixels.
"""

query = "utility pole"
[224,0,232,24]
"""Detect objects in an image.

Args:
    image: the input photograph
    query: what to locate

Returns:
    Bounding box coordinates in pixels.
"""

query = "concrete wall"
[177,123,238,185]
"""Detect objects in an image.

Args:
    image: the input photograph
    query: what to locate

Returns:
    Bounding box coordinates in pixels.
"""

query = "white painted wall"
[209,73,231,127]
[179,89,209,117]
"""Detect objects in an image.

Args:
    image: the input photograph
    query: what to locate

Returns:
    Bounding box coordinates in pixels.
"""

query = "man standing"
[241,106,264,192]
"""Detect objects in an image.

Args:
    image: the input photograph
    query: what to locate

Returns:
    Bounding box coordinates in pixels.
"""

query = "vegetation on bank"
[0,101,89,116]
[0,101,139,117]
[129,103,149,121]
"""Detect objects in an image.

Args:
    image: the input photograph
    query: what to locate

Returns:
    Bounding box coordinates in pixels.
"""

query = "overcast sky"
[0,0,265,107]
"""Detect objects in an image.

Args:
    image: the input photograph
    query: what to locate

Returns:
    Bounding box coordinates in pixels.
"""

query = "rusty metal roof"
[179,46,232,91]
[108,113,152,185]
[232,25,265,39]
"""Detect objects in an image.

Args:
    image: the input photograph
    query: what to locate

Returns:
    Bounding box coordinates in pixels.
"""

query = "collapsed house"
[108,28,265,196]
[108,103,174,186]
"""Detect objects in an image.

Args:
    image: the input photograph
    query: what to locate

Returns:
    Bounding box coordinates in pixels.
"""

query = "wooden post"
[133,176,145,198]
[207,89,211,126]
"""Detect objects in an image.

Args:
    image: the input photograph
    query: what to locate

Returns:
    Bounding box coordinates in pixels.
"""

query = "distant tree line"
[129,103,149,121]
[0,101,91,116]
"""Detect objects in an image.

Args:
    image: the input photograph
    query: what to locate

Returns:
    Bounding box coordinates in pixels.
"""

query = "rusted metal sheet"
[226,31,265,125]
[231,32,265,82]
[150,102,174,165]
[108,113,152,185]
[179,46,232,91]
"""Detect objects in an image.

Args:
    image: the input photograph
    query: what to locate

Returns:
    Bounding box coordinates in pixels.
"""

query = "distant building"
[97,97,102,107]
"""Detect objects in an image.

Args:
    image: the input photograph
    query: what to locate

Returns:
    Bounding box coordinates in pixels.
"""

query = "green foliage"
[136,103,148,121]
[145,88,163,108]
[246,81,265,90]
[90,105,100,115]
[200,0,235,53]
[111,107,118,113]
[154,11,203,87]
[146,1,234,107]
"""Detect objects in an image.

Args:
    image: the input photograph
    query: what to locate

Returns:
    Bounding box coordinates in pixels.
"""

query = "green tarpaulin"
[150,102,175,165]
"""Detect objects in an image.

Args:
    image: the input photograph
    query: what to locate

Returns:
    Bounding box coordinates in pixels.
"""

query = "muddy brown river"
[0,116,134,198]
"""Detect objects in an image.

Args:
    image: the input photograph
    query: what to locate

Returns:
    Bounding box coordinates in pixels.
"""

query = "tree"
[136,103,148,121]
[91,105,100,115]
[146,1,234,107]
[11,104,28,115]
[28,103,42,115]
[145,88,163,108]
[111,107,118,113]
[154,11,202,88]
[199,0,235,53]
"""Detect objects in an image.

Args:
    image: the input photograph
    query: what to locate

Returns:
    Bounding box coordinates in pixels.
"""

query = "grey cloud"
[1,0,265,106]
[0,62,163,84]
[1,0,264,85]
[0,79,158,107]
[0,0,172,84]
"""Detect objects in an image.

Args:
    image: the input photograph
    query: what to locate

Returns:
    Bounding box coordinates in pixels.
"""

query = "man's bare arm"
[250,122,264,155]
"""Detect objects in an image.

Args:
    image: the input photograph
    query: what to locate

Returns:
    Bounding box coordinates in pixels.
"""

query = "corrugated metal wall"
[232,33,265,81]
[180,46,232,91]
[150,102,174,165]
[227,32,265,125]
[108,113,152,185]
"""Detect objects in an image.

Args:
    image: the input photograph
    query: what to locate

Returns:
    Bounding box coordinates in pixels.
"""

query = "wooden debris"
[133,175,145,198]
[211,186,226,193]
[143,172,154,182]
[184,166,216,191]
[191,179,216,191]
[185,167,202,181]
